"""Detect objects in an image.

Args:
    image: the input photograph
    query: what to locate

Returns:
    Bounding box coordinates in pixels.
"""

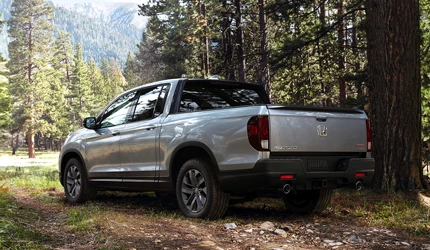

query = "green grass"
[330,189,430,237]
[0,166,61,189]
[0,192,49,249]
[0,148,59,157]
[66,205,104,232]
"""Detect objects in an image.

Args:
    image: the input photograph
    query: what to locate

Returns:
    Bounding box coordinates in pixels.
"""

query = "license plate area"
[307,159,329,171]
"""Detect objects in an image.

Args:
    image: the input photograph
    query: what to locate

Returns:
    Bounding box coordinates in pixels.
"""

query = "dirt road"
[7,187,430,250]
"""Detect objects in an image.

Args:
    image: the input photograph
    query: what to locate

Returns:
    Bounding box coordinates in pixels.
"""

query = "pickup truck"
[58,79,374,219]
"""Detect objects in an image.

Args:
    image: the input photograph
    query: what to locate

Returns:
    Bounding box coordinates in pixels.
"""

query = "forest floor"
[0,153,430,250]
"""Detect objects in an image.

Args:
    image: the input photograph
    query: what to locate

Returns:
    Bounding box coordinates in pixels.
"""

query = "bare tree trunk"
[337,0,346,104]
[222,0,235,80]
[351,11,363,98]
[319,0,327,107]
[366,0,426,191]
[202,4,210,77]
[27,130,35,158]
[258,0,270,97]
[235,0,246,82]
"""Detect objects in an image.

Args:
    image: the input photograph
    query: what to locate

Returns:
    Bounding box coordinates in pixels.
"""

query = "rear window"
[179,81,266,113]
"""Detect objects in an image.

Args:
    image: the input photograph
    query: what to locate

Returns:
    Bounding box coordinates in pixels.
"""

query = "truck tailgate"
[267,105,368,153]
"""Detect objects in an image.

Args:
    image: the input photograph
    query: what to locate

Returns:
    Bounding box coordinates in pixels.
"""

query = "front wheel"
[63,158,97,203]
[283,189,333,214]
[176,158,229,219]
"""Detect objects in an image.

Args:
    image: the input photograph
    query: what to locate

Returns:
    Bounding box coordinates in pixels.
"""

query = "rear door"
[119,84,170,188]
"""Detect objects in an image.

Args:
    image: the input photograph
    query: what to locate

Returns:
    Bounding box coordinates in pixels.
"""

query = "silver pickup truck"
[59,79,374,219]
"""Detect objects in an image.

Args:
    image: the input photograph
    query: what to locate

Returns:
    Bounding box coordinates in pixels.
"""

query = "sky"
[51,0,145,5]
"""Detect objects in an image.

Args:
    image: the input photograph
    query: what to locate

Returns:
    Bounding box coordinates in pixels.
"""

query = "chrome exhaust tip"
[283,184,291,194]
[355,181,363,191]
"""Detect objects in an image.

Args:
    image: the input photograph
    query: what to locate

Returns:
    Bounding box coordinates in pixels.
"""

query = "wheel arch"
[60,150,86,186]
[169,141,219,187]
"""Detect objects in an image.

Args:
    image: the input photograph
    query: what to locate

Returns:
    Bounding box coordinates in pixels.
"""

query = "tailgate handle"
[316,116,327,122]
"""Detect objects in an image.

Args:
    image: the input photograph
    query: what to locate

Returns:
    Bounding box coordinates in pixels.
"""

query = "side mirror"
[83,117,97,129]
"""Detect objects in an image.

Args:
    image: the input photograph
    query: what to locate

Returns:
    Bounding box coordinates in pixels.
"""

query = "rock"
[185,234,196,238]
[250,248,256,250]
[422,244,430,250]
[343,232,352,235]
[239,234,247,237]
[347,235,362,243]
[259,230,265,235]
[324,240,335,243]
[279,224,293,231]
[306,229,314,234]
[401,242,410,246]
[260,221,276,231]
[328,242,343,246]
[225,223,237,230]
[244,228,253,233]
[274,229,288,238]
[198,241,216,247]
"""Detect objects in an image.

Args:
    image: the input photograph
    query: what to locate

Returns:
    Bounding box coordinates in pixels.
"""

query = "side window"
[179,82,264,113]
[132,85,169,122]
[100,91,137,128]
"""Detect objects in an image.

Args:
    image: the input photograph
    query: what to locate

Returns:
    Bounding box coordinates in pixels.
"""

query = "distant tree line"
[2,0,129,157]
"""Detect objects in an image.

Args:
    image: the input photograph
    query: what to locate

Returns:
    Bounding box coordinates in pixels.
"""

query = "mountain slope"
[0,0,145,66]
[61,2,148,30]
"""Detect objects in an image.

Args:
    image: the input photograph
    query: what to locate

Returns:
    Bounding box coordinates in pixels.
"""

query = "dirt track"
[8,187,430,250]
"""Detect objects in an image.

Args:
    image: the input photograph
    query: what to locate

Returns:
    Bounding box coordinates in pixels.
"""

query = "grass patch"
[66,204,105,232]
[0,192,50,249]
[0,166,61,189]
[330,189,430,237]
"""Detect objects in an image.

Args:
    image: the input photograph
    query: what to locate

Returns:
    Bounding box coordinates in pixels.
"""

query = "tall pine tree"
[68,42,91,130]
[7,0,54,158]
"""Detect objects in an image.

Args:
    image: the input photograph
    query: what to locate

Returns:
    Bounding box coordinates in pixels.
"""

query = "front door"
[85,91,137,182]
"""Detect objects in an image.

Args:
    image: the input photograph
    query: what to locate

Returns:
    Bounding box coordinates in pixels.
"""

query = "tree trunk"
[351,11,363,98]
[27,130,35,158]
[222,0,235,80]
[365,0,426,191]
[337,0,346,104]
[202,4,210,78]
[235,0,246,82]
[319,0,328,107]
[258,0,270,98]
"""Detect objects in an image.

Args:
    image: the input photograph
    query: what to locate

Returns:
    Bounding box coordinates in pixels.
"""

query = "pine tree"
[68,42,91,130]
[7,0,54,158]
[87,57,104,115]
[53,30,74,87]
[107,57,125,100]
[123,52,141,90]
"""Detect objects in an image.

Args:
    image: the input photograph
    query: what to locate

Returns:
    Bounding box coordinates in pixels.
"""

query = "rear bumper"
[218,158,374,193]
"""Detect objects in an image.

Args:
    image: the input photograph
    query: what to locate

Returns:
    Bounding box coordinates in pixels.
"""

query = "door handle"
[112,131,120,136]
[146,127,156,131]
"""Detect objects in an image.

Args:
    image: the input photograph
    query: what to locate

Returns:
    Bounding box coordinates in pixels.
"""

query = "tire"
[283,189,333,214]
[63,158,97,203]
[176,158,229,219]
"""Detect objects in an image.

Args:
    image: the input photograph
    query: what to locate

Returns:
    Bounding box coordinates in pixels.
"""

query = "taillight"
[247,116,270,151]
[366,119,372,152]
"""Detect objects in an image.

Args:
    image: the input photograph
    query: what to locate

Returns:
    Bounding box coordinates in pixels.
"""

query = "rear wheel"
[283,189,333,214]
[63,158,96,203]
[176,158,229,219]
